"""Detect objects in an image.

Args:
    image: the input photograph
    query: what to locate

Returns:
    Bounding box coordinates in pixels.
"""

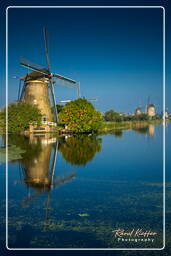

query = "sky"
[1,4,168,114]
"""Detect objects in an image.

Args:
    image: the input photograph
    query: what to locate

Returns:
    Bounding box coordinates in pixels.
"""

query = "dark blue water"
[1,123,169,249]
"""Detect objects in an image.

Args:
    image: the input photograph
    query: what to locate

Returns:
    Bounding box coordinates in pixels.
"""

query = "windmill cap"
[147,104,155,107]
[20,71,49,81]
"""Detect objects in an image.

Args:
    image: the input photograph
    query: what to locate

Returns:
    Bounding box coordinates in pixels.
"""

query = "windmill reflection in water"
[18,134,76,223]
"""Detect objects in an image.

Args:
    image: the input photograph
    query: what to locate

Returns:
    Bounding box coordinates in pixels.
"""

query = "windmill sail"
[54,76,80,100]
[53,73,76,84]
[49,80,58,123]
[20,28,79,123]
[43,28,51,71]
[20,56,49,75]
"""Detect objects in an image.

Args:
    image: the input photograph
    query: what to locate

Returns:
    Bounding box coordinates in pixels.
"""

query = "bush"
[104,110,123,122]
[132,113,149,121]
[59,98,103,133]
[1,102,42,133]
[51,104,64,115]
[56,104,64,113]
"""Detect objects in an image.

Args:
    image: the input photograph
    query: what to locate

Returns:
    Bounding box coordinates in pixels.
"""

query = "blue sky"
[2,5,167,113]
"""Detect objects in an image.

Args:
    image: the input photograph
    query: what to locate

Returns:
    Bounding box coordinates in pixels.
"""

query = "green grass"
[98,119,163,134]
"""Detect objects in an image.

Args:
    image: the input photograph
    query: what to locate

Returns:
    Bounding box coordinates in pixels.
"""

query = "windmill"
[146,95,156,117]
[60,82,97,104]
[135,96,152,114]
[19,28,79,123]
[60,97,97,104]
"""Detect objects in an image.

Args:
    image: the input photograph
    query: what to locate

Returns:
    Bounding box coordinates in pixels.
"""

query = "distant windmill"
[135,96,152,114]
[146,95,156,117]
[18,28,79,123]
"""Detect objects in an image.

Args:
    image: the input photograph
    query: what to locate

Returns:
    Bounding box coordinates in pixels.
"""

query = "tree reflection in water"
[109,130,123,137]
[58,135,102,166]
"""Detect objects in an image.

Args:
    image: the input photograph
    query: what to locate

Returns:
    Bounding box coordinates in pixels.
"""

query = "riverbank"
[98,119,164,134]
[1,119,169,136]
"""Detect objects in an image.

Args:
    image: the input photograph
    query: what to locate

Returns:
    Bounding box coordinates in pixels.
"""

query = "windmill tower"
[20,72,54,121]
[147,104,156,117]
[135,107,142,115]
[19,28,79,123]
[146,96,156,117]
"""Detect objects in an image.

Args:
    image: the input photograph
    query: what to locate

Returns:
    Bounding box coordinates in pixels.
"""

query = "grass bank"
[98,119,163,134]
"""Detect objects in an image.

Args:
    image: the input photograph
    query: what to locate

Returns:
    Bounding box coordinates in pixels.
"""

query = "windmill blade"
[54,77,80,99]
[53,73,77,85]
[147,95,151,105]
[49,80,59,123]
[60,100,72,103]
[44,191,51,223]
[19,81,27,101]
[77,82,81,98]
[54,78,77,90]
[22,190,47,206]
[86,98,97,102]
[49,141,58,187]
[43,28,51,71]
[20,56,49,76]
[52,171,76,188]
[17,79,22,101]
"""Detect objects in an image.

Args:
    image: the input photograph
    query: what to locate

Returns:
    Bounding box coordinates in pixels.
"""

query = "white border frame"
[6,5,165,251]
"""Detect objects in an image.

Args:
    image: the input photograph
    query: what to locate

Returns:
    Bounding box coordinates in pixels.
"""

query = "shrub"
[59,98,103,133]
[1,102,42,133]
[104,110,123,122]
[132,113,149,121]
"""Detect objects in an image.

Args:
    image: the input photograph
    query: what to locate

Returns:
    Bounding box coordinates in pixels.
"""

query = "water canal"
[0,123,169,249]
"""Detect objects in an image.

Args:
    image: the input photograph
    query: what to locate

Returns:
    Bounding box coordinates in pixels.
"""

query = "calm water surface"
[1,124,168,249]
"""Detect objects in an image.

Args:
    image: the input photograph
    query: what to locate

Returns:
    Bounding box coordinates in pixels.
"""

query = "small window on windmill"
[42,115,48,124]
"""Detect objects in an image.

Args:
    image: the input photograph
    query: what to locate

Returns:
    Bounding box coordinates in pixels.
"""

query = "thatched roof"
[20,71,49,81]
[147,104,155,108]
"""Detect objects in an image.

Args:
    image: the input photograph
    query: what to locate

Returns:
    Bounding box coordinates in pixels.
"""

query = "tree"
[1,102,42,133]
[104,110,123,122]
[56,104,64,113]
[59,98,103,133]
[132,113,149,121]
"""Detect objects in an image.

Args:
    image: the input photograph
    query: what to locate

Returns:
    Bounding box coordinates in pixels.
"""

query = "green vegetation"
[98,119,163,134]
[0,102,42,134]
[125,113,149,121]
[0,144,26,163]
[100,108,163,133]
[59,98,103,133]
[104,107,166,121]
[56,104,64,113]
[98,121,131,134]
[8,134,42,162]
[104,109,123,122]
[0,100,165,135]
[51,104,64,116]
[6,180,165,249]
